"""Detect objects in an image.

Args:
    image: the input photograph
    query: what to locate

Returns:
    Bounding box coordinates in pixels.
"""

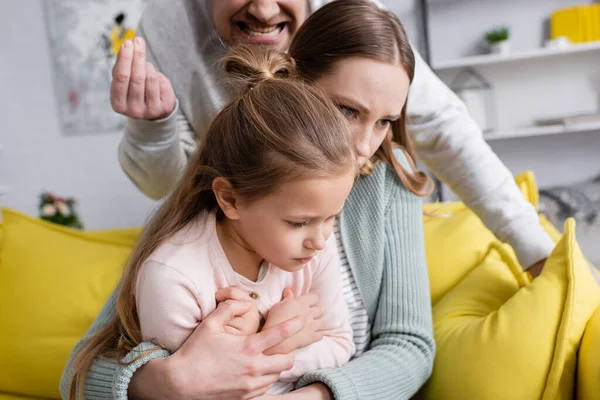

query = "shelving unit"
[484,121,600,141]
[433,41,600,71]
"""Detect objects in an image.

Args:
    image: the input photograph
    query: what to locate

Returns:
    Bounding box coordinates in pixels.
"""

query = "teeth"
[240,23,283,37]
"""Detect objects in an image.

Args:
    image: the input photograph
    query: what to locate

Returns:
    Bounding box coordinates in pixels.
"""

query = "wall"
[4,0,591,228]
[0,1,157,229]
[426,0,600,196]
[0,0,426,229]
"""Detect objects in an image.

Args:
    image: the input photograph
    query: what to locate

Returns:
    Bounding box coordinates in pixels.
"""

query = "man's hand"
[110,37,176,120]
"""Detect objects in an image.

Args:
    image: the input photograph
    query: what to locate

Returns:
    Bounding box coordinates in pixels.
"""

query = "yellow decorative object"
[418,219,600,400]
[577,298,600,399]
[109,26,136,56]
[594,4,600,42]
[551,5,600,43]
[0,209,135,399]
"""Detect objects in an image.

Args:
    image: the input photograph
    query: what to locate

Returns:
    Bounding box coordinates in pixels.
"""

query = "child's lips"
[294,256,314,264]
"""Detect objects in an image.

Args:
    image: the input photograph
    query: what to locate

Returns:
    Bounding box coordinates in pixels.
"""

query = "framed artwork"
[44,0,145,134]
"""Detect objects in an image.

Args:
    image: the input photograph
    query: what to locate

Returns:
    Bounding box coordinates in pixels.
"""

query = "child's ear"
[213,177,240,220]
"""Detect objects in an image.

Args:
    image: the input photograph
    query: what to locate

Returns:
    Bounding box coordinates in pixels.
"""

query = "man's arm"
[406,48,555,269]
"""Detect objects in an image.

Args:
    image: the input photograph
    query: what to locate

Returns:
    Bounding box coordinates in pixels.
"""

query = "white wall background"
[0,0,425,230]
[2,0,597,230]
[0,1,157,229]
[425,0,600,196]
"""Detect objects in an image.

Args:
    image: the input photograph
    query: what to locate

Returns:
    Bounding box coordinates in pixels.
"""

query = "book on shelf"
[535,113,600,127]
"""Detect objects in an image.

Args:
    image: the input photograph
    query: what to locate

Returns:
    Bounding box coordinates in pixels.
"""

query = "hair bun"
[223,45,297,91]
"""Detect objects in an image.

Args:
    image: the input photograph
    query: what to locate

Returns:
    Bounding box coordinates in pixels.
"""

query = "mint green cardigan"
[59,150,435,400]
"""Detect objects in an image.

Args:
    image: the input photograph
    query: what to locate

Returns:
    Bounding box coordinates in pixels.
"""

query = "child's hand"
[215,287,261,335]
[262,289,325,355]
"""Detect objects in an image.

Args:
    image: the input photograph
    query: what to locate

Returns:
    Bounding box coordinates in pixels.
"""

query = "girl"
[61,2,436,399]
[67,45,358,398]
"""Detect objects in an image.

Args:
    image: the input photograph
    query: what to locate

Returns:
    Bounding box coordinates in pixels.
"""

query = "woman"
[63,1,433,399]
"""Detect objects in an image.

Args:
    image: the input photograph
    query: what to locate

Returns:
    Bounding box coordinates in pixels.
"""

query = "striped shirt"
[334,219,371,357]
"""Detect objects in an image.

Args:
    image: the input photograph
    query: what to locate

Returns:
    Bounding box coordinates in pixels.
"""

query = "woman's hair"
[290,0,432,196]
[67,45,356,399]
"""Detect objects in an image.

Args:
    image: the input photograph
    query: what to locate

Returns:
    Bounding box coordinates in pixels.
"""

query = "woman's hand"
[252,383,333,400]
[216,287,261,335]
[129,300,304,400]
[110,37,177,120]
[262,289,324,355]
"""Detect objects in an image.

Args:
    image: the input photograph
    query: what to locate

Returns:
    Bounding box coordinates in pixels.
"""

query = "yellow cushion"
[0,393,50,400]
[0,209,134,399]
[423,201,497,304]
[85,226,142,246]
[423,171,540,304]
[418,219,600,400]
[577,304,600,399]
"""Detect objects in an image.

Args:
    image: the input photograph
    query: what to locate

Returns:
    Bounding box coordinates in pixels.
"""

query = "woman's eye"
[377,119,392,128]
[287,221,309,228]
[339,105,357,119]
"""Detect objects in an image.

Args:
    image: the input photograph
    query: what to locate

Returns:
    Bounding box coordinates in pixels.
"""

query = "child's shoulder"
[144,213,215,275]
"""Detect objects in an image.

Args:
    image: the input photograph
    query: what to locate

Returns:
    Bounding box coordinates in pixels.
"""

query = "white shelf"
[484,121,600,141]
[433,41,600,71]
[0,186,9,195]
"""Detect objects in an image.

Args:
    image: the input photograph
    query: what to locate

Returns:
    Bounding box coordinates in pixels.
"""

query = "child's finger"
[282,288,294,300]
[197,300,253,335]
[215,286,253,303]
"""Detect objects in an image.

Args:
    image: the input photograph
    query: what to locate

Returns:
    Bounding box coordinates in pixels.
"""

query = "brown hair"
[290,0,432,196]
[67,45,356,399]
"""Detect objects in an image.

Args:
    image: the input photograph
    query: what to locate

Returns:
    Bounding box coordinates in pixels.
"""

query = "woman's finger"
[195,300,252,335]
[249,316,304,354]
[242,374,280,399]
[309,304,323,319]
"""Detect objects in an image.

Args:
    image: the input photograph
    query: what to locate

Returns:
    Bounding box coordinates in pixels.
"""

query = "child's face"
[210,0,308,53]
[233,170,355,272]
[315,57,411,167]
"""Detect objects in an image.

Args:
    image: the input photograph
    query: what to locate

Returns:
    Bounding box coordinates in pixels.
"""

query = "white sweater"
[118,0,554,269]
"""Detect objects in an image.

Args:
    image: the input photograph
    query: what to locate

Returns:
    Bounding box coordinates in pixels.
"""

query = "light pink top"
[136,211,355,381]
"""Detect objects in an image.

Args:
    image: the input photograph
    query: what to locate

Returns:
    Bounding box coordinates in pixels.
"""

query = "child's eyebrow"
[286,206,345,220]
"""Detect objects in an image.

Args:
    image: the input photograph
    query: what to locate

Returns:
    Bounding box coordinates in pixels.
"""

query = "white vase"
[489,40,510,55]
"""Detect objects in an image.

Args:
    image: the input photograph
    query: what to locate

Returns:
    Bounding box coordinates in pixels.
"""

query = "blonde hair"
[290,0,433,196]
[67,45,356,399]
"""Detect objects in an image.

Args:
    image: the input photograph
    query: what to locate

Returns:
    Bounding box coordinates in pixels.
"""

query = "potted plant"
[485,27,510,55]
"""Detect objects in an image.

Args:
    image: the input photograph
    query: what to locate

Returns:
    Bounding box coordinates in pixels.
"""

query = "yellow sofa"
[0,172,598,400]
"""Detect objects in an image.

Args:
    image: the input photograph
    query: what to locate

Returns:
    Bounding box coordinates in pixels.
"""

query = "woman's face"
[315,57,411,167]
